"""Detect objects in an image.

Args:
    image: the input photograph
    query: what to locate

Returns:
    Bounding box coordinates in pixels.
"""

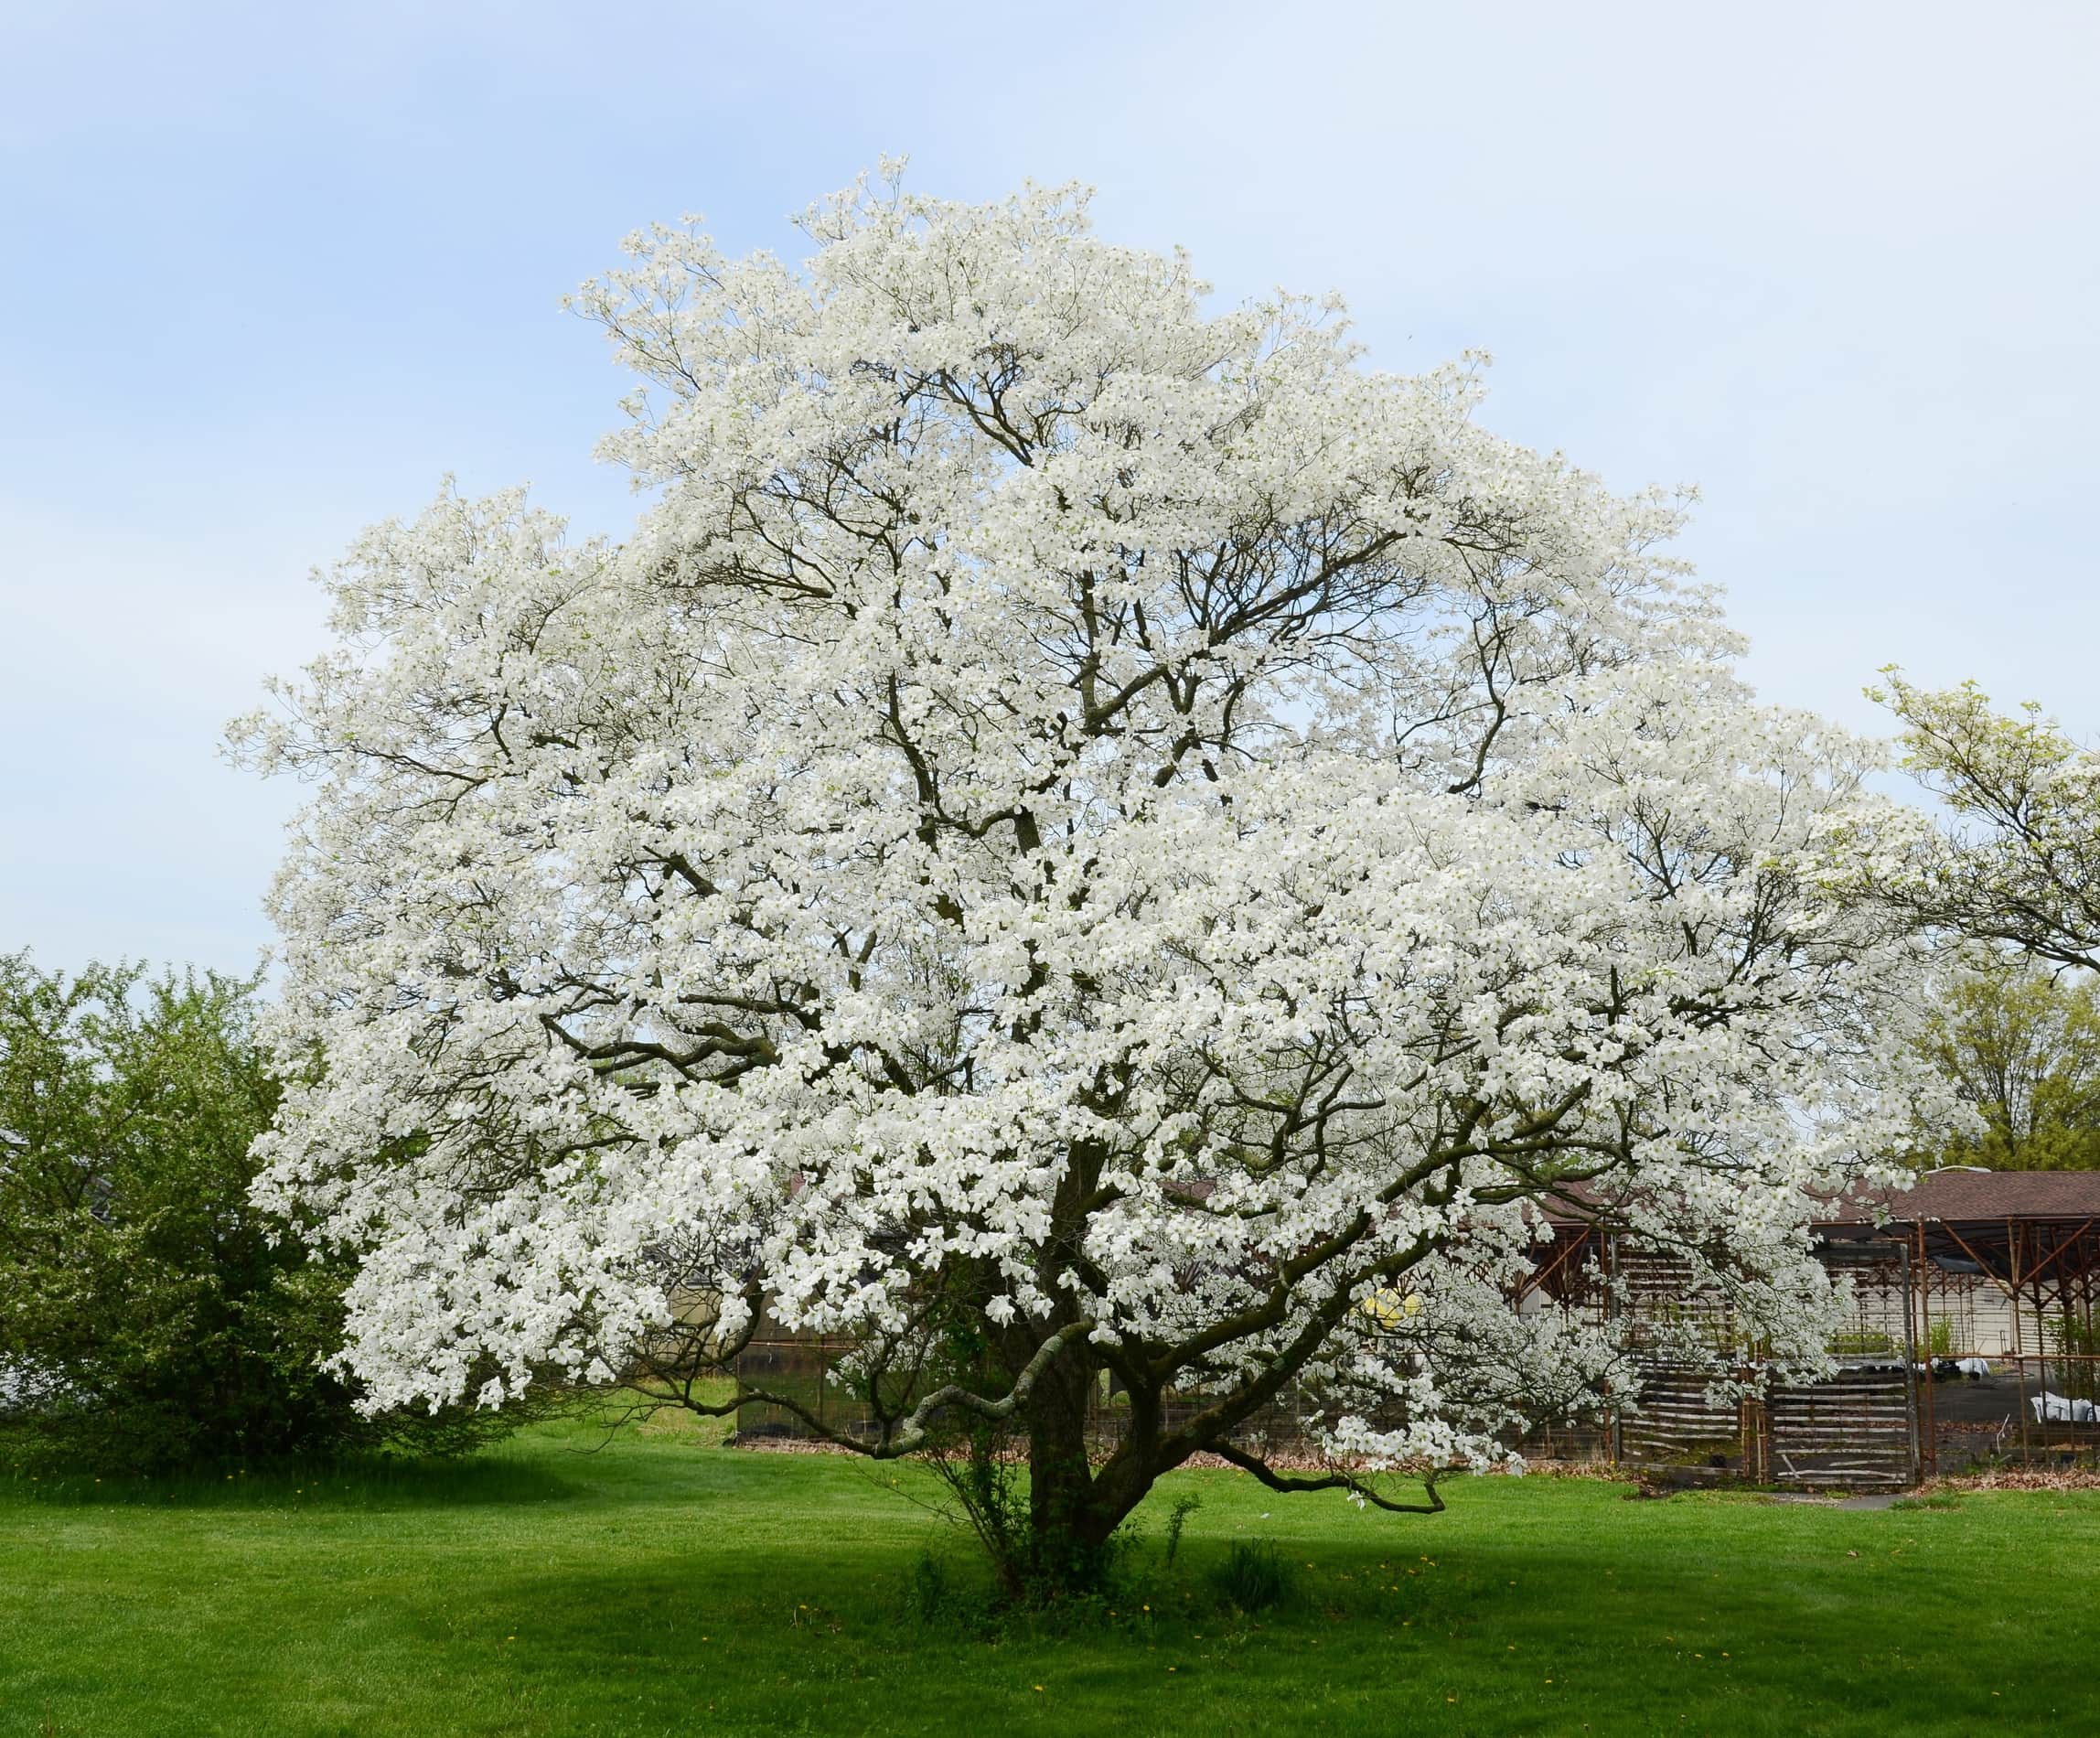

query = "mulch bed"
[1921,1466,2100,1493]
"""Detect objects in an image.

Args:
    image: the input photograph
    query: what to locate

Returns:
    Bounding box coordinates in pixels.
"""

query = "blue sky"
[4,1,2095,977]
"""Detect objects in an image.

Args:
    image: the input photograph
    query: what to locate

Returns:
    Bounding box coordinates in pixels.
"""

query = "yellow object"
[1360,1289,1423,1328]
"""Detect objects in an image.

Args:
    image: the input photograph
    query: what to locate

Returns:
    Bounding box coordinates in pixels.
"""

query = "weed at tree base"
[1210,1539,1295,1614]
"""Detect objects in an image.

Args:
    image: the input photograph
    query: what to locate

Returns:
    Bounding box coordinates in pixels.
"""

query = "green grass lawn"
[3,1416,2095,1737]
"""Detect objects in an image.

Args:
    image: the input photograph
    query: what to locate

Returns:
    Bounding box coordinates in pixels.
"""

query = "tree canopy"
[1871,672,2100,974]
[1907,956,2100,1172]
[234,172,1941,1588]
[1863,675,2100,1175]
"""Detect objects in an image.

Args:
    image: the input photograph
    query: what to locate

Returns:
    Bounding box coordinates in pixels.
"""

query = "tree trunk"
[1022,1339,1115,1595]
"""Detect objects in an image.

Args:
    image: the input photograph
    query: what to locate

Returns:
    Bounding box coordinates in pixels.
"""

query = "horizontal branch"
[1210,1441,1447,1516]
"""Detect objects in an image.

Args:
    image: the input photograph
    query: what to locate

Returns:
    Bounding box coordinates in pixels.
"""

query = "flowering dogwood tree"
[239,172,1936,1591]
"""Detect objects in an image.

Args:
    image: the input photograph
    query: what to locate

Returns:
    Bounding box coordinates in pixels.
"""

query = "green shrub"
[2054,1311,2100,1357]
[1829,1328,1897,1357]
[1210,1539,1294,1613]
[0,954,538,1474]
[904,1550,956,1623]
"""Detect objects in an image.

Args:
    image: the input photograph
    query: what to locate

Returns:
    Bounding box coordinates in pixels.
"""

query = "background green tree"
[1909,957,2100,1170]
[1866,677,2100,1171]
[1872,673,2100,974]
[0,954,532,1473]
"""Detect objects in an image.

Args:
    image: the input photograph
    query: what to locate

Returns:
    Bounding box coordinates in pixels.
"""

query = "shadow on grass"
[1,1450,583,1511]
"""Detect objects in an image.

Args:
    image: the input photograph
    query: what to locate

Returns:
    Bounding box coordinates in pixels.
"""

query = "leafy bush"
[0,954,538,1474]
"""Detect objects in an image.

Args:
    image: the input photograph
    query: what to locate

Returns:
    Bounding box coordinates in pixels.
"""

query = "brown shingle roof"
[1822,1168,2100,1226]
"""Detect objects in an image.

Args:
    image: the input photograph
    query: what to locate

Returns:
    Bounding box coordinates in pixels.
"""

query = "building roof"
[1822,1167,2100,1227]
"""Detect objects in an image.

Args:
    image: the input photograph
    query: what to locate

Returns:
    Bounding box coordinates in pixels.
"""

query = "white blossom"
[235,172,1941,1517]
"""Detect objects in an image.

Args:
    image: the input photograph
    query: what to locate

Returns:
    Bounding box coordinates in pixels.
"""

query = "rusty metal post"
[2010,1218,2024,1357]
[2016,1353,2031,1464]
[1901,1237,1925,1482]
[1918,1226,1935,1476]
